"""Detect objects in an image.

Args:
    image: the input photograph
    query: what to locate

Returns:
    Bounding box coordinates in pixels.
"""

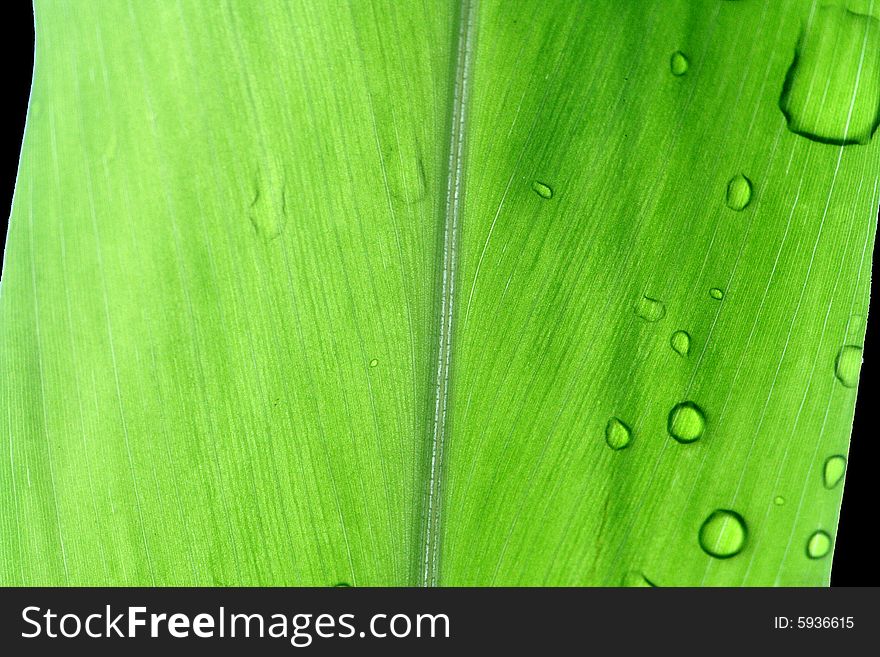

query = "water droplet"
[605,417,632,450]
[698,509,747,559]
[334,582,351,587]
[369,358,379,368]
[670,330,691,356]
[670,51,689,76]
[774,496,786,506]
[823,455,847,489]
[806,530,832,559]
[834,345,862,387]
[633,295,666,322]
[531,180,553,199]
[248,159,288,240]
[709,287,724,300]
[779,6,880,145]
[725,174,753,210]
[622,570,657,587]
[667,401,705,443]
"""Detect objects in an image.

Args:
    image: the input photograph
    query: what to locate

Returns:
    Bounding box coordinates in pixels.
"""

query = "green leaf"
[2,0,878,586]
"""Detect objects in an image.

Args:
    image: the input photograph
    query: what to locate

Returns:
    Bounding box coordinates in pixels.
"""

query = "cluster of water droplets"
[612,15,875,571]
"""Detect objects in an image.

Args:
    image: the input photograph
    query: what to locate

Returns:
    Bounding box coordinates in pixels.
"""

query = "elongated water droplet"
[780,6,880,145]
[806,530,832,559]
[334,582,351,587]
[774,496,786,506]
[726,174,753,210]
[369,358,379,368]
[823,455,847,489]
[699,509,747,558]
[671,330,691,356]
[605,417,632,450]
[622,571,656,587]
[670,51,689,76]
[667,401,705,443]
[834,345,862,387]
[248,159,288,240]
[531,180,553,199]
[633,295,666,322]
[709,287,724,300]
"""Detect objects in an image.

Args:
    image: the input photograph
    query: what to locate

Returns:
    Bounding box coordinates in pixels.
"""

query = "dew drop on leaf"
[774,496,785,506]
[834,345,862,387]
[709,287,724,300]
[531,180,553,199]
[633,295,666,322]
[670,51,689,76]
[698,509,747,559]
[670,330,691,356]
[667,401,705,443]
[725,174,753,210]
[369,358,379,368]
[806,530,832,559]
[622,570,656,587]
[779,6,880,145]
[605,417,632,450]
[334,582,351,587]
[248,159,288,240]
[823,455,847,489]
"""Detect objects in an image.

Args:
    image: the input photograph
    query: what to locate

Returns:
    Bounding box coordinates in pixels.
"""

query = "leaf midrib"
[421,0,478,587]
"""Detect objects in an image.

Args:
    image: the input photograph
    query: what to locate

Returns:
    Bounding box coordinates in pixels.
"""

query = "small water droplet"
[725,174,753,210]
[605,417,632,450]
[823,455,847,489]
[531,180,553,199]
[633,295,666,322]
[248,159,288,240]
[369,358,379,368]
[834,345,862,387]
[670,330,691,356]
[670,51,689,76]
[806,530,832,559]
[779,6,880,145]
[774,495,786,506]
[667,401,705,443]
[334,582,351,587]
[699,509,747,558]
[709,287,724,300]
[622,570,657,587]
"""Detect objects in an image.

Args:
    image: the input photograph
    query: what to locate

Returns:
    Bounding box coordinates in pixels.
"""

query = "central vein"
[421,0,477,587]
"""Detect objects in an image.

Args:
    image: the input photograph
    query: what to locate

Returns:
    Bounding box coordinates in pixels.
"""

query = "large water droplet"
[823,455,847,489]
[670,51,689,76]
[806,530,832,559]
[779,6,880,145]
[671,330,691,356]
[699,509,747,558]
[605,417,632,450]
[532,180,553,199]
[834,345,862,387]
[725,174,753,210]
[622,571,657,587]
[633,295,666,322]
[667,401,705,443]
[709,287,724,300]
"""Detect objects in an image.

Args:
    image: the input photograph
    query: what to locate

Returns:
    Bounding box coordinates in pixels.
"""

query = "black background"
[1,5,876,587]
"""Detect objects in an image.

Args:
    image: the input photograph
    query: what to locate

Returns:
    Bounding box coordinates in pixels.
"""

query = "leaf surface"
[1,0,878,585]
